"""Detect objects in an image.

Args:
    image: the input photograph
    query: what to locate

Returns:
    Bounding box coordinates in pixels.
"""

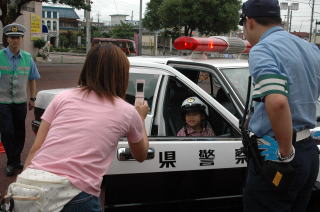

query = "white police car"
[32,36,320,211]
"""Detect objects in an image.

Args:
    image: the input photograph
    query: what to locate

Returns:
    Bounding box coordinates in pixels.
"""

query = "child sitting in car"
[177,97,215,136]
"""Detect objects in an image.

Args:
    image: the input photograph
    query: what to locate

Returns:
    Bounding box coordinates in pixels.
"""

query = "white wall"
[15,1,42,56]
[111,15,127,26]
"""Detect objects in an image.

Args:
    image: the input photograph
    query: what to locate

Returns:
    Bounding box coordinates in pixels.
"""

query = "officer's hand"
[28,100,35,110]
[257,136,294,162]
[135,101,149,120]
[312,131,320,139]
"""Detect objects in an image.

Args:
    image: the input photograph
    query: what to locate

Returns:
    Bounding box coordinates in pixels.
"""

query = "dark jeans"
[61,192,101,212]
[0,103,27,166]
[243,137,320,212]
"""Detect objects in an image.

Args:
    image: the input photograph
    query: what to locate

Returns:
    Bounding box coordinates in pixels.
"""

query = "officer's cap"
[3,23,26,37]
[239,0,281,26]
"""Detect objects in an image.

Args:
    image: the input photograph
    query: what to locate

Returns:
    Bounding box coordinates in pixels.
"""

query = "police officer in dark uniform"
[239,0,320,211]
[0,23,40,176]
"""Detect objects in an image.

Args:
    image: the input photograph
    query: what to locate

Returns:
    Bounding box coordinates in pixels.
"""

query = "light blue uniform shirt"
[248,26,320,137]
[3,48,40,80]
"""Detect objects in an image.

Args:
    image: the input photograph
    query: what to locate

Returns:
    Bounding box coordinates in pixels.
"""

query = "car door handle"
[117,147,155,161]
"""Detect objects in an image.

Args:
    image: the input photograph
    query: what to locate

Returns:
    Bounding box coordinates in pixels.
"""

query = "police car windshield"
[220,67,250,103]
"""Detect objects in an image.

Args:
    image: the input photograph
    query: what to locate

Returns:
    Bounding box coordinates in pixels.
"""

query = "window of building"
[42,11,46,18]
[47,11,51,18]
[47,20,51,30]
[53,21,57,31]
[53,11,57,19]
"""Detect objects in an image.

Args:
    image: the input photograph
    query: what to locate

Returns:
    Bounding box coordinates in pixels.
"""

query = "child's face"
[185,112,204,128]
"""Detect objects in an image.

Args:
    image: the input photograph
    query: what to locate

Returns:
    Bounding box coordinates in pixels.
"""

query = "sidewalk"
[36,53,85,64]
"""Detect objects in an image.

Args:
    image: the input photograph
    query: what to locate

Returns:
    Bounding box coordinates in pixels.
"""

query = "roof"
[43,6,80,19]
[291,32,309,38]
[110,14,129,17]
[129,56,249,69]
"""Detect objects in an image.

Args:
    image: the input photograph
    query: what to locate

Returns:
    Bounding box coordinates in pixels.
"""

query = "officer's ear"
[246,17,256,30]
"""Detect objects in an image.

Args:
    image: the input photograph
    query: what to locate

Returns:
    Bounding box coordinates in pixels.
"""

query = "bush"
[33,39,46,49]
[53,47,70,52]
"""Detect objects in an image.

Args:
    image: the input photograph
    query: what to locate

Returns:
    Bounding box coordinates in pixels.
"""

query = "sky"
[45,0,320,33]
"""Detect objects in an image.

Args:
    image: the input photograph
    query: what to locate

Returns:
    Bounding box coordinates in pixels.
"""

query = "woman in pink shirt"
[6,44,149,212]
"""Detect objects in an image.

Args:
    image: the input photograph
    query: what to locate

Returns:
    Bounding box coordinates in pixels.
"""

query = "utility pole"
[315,20,320,43]
[289,10,293,32]
[138,0,142,56]
[309,0,315,42]
[85,0,91,53]
[286,5,290,31]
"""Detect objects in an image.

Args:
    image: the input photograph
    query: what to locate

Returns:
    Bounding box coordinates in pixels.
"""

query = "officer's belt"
[250,129,311,143]
[295,129,311,142]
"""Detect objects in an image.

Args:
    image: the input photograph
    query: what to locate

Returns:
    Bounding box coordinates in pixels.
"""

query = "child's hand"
[135,101,149,120]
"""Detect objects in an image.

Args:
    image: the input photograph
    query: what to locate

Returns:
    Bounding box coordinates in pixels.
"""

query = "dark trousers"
[0,103,27,166]
[243,137,320,212]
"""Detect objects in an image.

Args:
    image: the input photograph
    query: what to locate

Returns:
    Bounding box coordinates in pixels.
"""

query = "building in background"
[110,14,128,26]
[0,1,42,55]
[291,32,309,40]
[42,6,80,47]
[42,6,59,47]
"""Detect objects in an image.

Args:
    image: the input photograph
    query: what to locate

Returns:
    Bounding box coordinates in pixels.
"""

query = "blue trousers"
[243,137,319,212]
[61,192,101,212]
[0,103,27,166]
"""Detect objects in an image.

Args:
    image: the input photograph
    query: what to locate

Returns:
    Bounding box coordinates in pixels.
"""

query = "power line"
[113,0,118,13]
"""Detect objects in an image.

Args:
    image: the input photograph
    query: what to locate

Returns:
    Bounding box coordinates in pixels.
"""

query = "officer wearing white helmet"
[0,23,40,176]
[177,97,215,137]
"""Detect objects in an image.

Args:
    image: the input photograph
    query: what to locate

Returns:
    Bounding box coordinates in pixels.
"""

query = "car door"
[166,61,250,118]
[103,62,247,211]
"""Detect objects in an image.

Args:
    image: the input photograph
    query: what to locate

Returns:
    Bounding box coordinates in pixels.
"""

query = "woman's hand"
[135,101,149,120]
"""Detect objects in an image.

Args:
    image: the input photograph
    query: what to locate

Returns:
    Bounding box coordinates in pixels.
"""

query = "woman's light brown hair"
[78,44,130,100]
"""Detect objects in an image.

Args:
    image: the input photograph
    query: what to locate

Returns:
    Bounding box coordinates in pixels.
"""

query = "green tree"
[60,31,77,48]
[110,22,135,40]
[33,38,46,56]
[143,0,241,36]
[1,0,90,46]
[142,0,164,31]
[0,0,89,27]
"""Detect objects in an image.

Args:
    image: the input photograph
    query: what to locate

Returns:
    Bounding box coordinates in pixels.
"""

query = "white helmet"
[181,97,209,119]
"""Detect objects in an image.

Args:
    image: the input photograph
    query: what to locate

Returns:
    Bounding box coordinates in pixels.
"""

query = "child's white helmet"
[181,97,209,119]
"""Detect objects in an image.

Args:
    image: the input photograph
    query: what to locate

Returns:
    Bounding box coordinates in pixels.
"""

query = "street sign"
[280,2,288,10]
[291,3,299,10]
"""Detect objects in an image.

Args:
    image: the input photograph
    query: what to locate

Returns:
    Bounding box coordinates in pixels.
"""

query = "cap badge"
[11,26,18,32]
[187,97,195,103]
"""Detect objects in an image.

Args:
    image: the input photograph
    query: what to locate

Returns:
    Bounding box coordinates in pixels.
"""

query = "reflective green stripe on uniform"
[252,74,289,101]
[0,50,32,104]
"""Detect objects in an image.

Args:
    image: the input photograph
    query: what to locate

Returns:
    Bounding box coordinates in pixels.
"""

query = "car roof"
[129,55,249,69]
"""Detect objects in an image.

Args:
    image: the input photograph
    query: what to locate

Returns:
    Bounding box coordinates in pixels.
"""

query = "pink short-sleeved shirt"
[29,88,144,197]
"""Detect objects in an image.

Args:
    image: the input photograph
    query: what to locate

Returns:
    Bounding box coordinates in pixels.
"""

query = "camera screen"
[137,83,144,92]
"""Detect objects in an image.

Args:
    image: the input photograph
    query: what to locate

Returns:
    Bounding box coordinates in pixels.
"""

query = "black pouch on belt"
[260,131,297,193]
[261,160,296,193]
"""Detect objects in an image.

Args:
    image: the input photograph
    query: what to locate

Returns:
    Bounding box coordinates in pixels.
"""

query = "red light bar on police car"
[173,36,252,54]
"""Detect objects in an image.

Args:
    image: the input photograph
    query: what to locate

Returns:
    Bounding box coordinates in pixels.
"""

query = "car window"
[220,68,250,104]
[197,71,223,98]
[175,67,238,118]
[126,73,159,111]
[162,76,238,137]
